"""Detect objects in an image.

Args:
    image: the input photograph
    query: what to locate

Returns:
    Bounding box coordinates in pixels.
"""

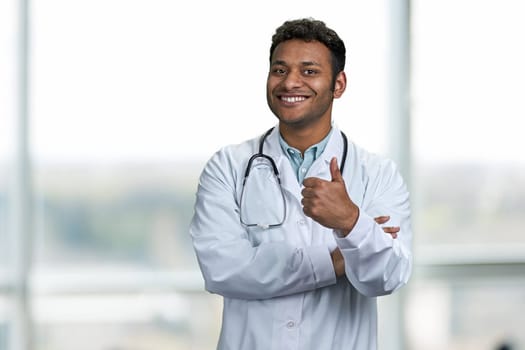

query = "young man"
[190,18,412,350]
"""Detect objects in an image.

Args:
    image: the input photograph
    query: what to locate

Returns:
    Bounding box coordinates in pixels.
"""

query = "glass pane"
[31,0,391,270]
[33,163,200,269]
[0,298,7,349]
[33,293,222,350]
[405,278,525,350]
[411,2,525,349]
[0,0,16,273]
[31,0,211,271]
[0,296,14,350]
[412,0,525,247]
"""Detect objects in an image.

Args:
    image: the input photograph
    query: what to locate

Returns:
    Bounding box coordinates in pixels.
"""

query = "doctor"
[190,18,412,350]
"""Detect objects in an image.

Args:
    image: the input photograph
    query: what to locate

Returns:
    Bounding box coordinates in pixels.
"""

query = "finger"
[301,187,315,199]
[330,157,344,183]
[302,177,321,188]
[381,226,400,234]
[388,232,398,239]
[374,215,390,225]
[302,204,313,218]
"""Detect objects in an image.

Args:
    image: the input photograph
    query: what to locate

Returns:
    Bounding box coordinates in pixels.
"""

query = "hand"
[330,248,345,278]
[301,157,359,236]
[374,215,400,239]
[330,217,398,279]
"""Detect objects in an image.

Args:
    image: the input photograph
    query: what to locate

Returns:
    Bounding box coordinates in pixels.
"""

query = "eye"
[304,69,317,75]
[272,68,287,76]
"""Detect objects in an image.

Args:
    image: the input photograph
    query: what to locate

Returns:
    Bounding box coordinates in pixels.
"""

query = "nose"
[282,69,303,90]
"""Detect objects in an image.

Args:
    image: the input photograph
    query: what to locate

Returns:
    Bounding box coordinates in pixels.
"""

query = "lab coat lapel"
[310,126,364,207]
[309,126,344,181]
[264,127,303,202]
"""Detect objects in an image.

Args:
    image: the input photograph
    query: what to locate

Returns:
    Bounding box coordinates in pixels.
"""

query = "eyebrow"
[271,60,322,67]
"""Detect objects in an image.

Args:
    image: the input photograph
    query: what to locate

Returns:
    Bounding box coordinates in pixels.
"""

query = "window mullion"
[11,0,33,349]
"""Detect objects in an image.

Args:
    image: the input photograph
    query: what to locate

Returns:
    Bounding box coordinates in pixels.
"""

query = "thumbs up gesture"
[301,157,359,236]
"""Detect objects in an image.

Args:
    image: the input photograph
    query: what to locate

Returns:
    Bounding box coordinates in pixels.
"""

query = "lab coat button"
[298,219,306,225]
[286,321,295,328]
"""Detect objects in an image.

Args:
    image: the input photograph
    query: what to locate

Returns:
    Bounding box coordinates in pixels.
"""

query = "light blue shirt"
[279,129,333,183]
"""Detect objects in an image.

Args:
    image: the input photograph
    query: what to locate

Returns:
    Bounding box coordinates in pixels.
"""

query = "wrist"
[330,248,345,277]
[335,206,360,238]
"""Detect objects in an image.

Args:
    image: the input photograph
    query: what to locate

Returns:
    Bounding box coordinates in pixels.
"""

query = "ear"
[333,71,347,99]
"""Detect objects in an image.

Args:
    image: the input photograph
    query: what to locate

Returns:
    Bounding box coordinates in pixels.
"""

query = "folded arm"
[302,157,413,297]
[190,152,337,300]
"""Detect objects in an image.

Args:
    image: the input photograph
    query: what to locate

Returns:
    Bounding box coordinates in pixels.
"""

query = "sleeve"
[189,150,337,300]
[334,158,413,297]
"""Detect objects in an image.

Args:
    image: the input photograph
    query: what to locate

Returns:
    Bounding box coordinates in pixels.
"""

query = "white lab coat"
[190,125,412,350]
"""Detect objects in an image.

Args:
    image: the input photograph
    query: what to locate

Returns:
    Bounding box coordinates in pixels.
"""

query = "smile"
[280,96,307,103]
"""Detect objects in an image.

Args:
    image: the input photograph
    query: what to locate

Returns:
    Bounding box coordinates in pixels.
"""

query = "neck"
[279,122,332,154]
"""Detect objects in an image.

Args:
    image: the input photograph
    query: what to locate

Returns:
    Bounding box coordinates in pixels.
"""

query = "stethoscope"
[244,127,349,181]
[239,127,348,228]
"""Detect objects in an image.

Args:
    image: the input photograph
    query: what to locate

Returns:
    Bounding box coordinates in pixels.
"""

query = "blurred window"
[26,1,390,349]
[0,0,16,275]
[412,0,525,248]
[410,0,525,349]
[406,277,525,350]
[0,0,17,346]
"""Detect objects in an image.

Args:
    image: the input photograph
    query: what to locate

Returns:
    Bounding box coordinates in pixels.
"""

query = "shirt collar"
[278,128,333,160]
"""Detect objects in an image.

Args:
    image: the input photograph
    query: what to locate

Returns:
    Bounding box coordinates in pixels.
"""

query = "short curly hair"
[269,18,346,81]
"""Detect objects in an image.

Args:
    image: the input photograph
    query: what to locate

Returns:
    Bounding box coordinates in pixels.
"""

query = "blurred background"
[1,0,524,349]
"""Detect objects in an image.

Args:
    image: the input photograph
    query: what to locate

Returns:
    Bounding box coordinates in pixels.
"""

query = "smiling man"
[190,18,413,350]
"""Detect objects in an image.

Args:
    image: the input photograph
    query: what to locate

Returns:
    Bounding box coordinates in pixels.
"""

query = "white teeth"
[281,96,306,103]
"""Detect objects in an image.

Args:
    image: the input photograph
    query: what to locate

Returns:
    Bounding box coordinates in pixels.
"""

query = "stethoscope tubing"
[244,127,348,180]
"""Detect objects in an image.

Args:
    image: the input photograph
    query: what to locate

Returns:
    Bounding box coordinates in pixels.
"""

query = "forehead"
[271,39,332,66]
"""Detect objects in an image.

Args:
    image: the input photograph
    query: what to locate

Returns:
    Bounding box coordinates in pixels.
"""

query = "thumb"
[330,157,344,183]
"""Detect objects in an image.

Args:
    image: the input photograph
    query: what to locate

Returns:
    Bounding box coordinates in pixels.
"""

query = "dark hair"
[269,18,346,81]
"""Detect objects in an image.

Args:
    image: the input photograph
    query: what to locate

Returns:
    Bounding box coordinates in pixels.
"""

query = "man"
[190,18,412,350]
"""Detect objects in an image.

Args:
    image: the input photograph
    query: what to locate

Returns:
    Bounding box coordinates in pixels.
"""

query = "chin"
[279,117,310,129]
[276,110,304,122]
[278,114,302,124]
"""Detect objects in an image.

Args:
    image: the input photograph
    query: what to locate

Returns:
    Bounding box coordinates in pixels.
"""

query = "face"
[266,39,346,130]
